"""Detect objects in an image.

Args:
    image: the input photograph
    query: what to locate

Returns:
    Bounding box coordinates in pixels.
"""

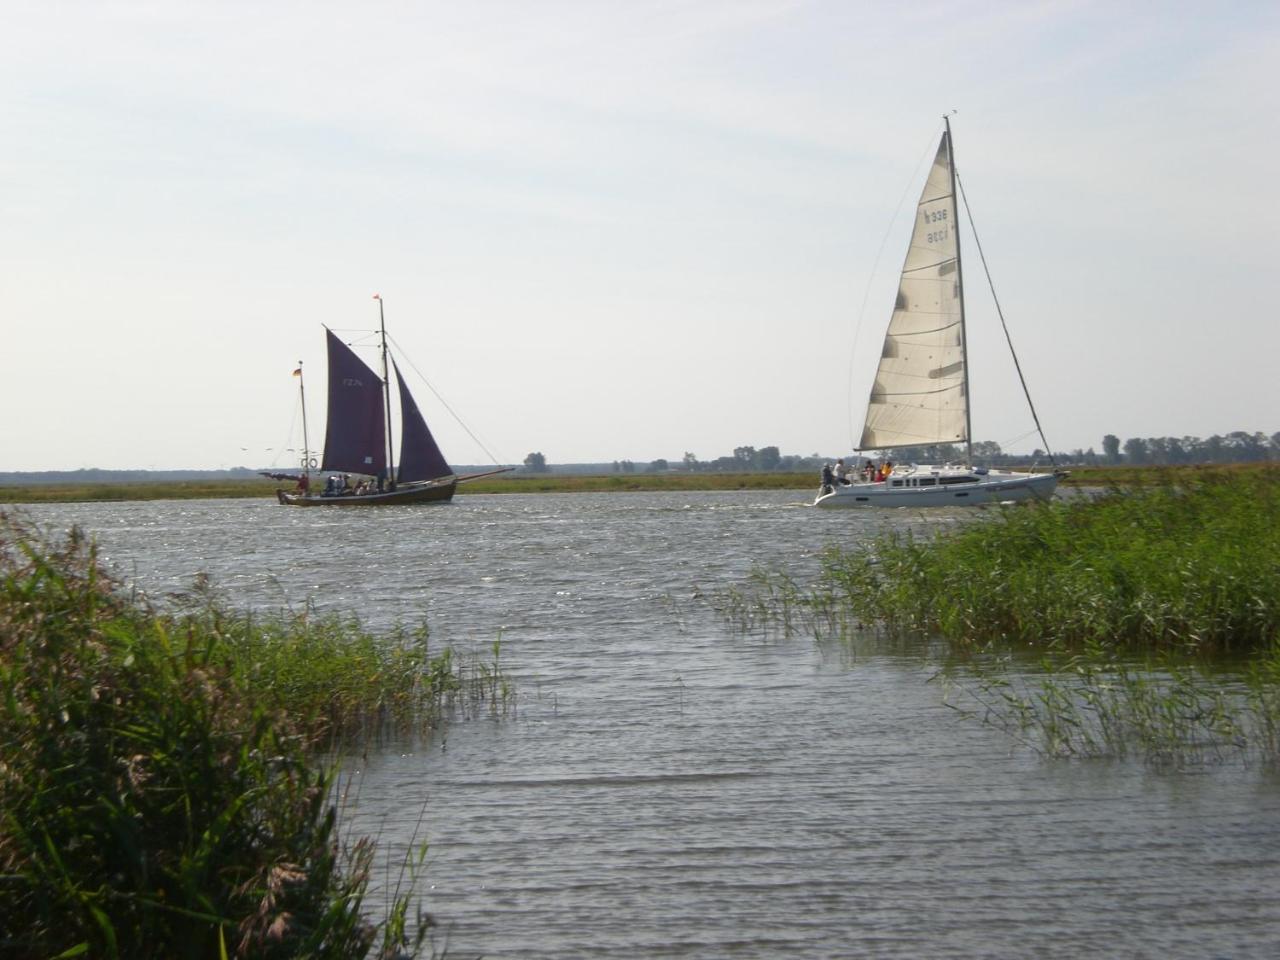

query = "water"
[17,492,1280,958]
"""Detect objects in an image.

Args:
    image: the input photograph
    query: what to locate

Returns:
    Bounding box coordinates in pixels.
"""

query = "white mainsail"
[859,131,967,451]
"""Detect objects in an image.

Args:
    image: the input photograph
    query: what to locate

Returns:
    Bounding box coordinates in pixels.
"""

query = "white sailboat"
[815,118,1064,508]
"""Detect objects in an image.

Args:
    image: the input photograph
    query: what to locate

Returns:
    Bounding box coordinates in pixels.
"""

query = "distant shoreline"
[2,464,1273,504]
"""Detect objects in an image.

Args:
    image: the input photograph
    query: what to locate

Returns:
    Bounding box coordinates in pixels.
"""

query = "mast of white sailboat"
[296,360,311,490]
[944,114,973,465]
[375,294,396,489]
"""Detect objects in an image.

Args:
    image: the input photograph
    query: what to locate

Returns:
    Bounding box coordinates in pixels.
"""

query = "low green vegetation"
[1055,461,1276,489]
[720,469,1280,764]
[0,513,510,958]
[0,478,284,503]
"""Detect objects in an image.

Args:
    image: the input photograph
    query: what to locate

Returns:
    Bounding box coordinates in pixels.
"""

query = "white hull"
[813,466,1061,508]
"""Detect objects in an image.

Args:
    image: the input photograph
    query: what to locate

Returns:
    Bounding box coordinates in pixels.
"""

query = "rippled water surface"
[21,492,1280,958]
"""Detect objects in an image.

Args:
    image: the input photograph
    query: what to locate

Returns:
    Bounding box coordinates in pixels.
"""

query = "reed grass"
[0,513,509,957]
[165,577,512,747]
[814,470,1280,653]
[939,644,1280,767]
[718,471,1280,763]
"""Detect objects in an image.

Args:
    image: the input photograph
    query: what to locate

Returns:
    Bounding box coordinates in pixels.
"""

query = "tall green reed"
[0,513,507,957]
[716,470,1280,763]
[740,471,1280,653]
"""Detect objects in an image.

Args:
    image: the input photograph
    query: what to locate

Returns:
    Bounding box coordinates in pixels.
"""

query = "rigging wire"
[268,392,305,470]
[387,333,509,467]
[955,172,1057,467]
[846,122,948,452]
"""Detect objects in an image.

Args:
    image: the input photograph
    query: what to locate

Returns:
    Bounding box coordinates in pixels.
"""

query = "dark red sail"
[320,329,387,476]
[394,360,452,483]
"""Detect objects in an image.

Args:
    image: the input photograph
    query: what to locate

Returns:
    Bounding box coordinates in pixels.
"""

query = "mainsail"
[320,329,388,475]
[393,360,453,483]
[859,131,967,451]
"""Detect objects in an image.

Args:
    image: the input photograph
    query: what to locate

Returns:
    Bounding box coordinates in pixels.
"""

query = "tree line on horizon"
[521,429,1280,473]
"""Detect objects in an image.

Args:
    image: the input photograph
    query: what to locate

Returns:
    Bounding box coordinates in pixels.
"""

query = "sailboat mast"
[944,114,973,464]
[297,361,311,487]
[375,294,395,489]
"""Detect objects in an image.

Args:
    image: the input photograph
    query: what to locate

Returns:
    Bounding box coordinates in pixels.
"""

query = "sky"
[2,0,1277,471]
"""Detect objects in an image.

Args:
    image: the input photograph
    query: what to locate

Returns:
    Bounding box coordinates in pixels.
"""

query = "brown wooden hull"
[276,480,457,507]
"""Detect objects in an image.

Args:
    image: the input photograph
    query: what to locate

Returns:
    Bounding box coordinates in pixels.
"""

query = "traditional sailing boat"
[815,118,1064,508]
[272,296,510,506]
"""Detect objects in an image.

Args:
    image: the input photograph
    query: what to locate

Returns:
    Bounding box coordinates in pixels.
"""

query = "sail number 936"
[922,207,949,244]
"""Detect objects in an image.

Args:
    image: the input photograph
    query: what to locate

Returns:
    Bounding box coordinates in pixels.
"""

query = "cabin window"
[918,478,937,487]
[891,479,904,487]
[855,497,869,502]
[939,476,977,485]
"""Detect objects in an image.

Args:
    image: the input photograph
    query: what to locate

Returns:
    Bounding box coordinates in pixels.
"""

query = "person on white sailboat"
[834,459,852,485]
[820,463,835,495]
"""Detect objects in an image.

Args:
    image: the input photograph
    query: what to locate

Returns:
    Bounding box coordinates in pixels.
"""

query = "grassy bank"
[719,470,1280,763]
[1058,461,1277,488]
[0,513,509,957]
[0,478,284,503]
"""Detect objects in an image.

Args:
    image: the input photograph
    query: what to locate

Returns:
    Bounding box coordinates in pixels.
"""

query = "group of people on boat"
[819,458,893,495]
[291,471,388,497]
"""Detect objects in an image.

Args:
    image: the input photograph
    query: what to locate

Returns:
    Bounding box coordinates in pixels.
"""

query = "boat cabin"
[878,464,985,489]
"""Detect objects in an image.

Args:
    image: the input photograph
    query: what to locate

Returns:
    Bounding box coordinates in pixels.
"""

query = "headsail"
[393,360,453,483]
[859,131,967,450]
[320,328,388,475]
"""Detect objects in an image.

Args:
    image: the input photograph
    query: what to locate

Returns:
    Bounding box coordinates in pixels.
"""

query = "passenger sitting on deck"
[863,461,876,483]
[834,459,851,485]
[878,461,893,482]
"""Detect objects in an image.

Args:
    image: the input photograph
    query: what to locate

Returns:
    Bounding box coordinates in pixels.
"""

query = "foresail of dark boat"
[320,329,387,476]
[393,360,453,483]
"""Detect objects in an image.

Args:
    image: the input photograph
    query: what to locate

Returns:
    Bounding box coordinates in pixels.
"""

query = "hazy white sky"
[3,0,1277,471]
